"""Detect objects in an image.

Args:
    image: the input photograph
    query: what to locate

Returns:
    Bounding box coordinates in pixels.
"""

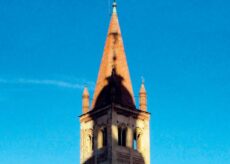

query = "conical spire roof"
[140,82,146,94]
[92,2,135,109]
[83,87,89,97]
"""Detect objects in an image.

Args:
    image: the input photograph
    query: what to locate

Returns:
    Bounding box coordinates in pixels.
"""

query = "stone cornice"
[79,103,150,123]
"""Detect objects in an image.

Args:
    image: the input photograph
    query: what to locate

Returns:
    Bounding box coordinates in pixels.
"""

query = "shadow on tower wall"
[81,69,146,164]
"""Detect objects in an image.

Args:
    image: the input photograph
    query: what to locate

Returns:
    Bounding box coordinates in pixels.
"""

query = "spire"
[140,77,146,93]
[82,87,90,113]
[139,80,147,111]
[91,1,135,109]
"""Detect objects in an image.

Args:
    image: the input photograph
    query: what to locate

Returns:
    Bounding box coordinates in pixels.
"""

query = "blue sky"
[0,0,230,163]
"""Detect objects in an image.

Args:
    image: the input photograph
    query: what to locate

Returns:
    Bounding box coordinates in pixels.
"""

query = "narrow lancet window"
[103,127,107,147]
[87,135,94,152]
[133,131,137,150]
[133,128,142,151]
[118,126,127,147]
[98,127,107,149]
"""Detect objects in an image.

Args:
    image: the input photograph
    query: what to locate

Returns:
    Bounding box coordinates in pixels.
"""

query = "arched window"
[98,127,107,149]
[102,128,107,147]
[133,128,142,151]
[87,129,94,151]
[118,126,127,147]
[133,131,137,150]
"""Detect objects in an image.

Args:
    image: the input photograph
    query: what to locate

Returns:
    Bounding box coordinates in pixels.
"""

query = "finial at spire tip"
[141,76,145,84]
[112,0,117,13]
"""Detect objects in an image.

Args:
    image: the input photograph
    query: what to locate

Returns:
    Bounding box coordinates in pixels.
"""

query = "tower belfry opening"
[79,1,150,164]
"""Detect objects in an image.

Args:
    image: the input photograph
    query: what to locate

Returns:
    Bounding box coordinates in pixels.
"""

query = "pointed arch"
[133,127,143,151]
[118,123,127,147]
[97,126,107,149]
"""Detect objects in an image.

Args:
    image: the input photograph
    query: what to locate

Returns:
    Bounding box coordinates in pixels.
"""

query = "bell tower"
[79,1,150,163]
